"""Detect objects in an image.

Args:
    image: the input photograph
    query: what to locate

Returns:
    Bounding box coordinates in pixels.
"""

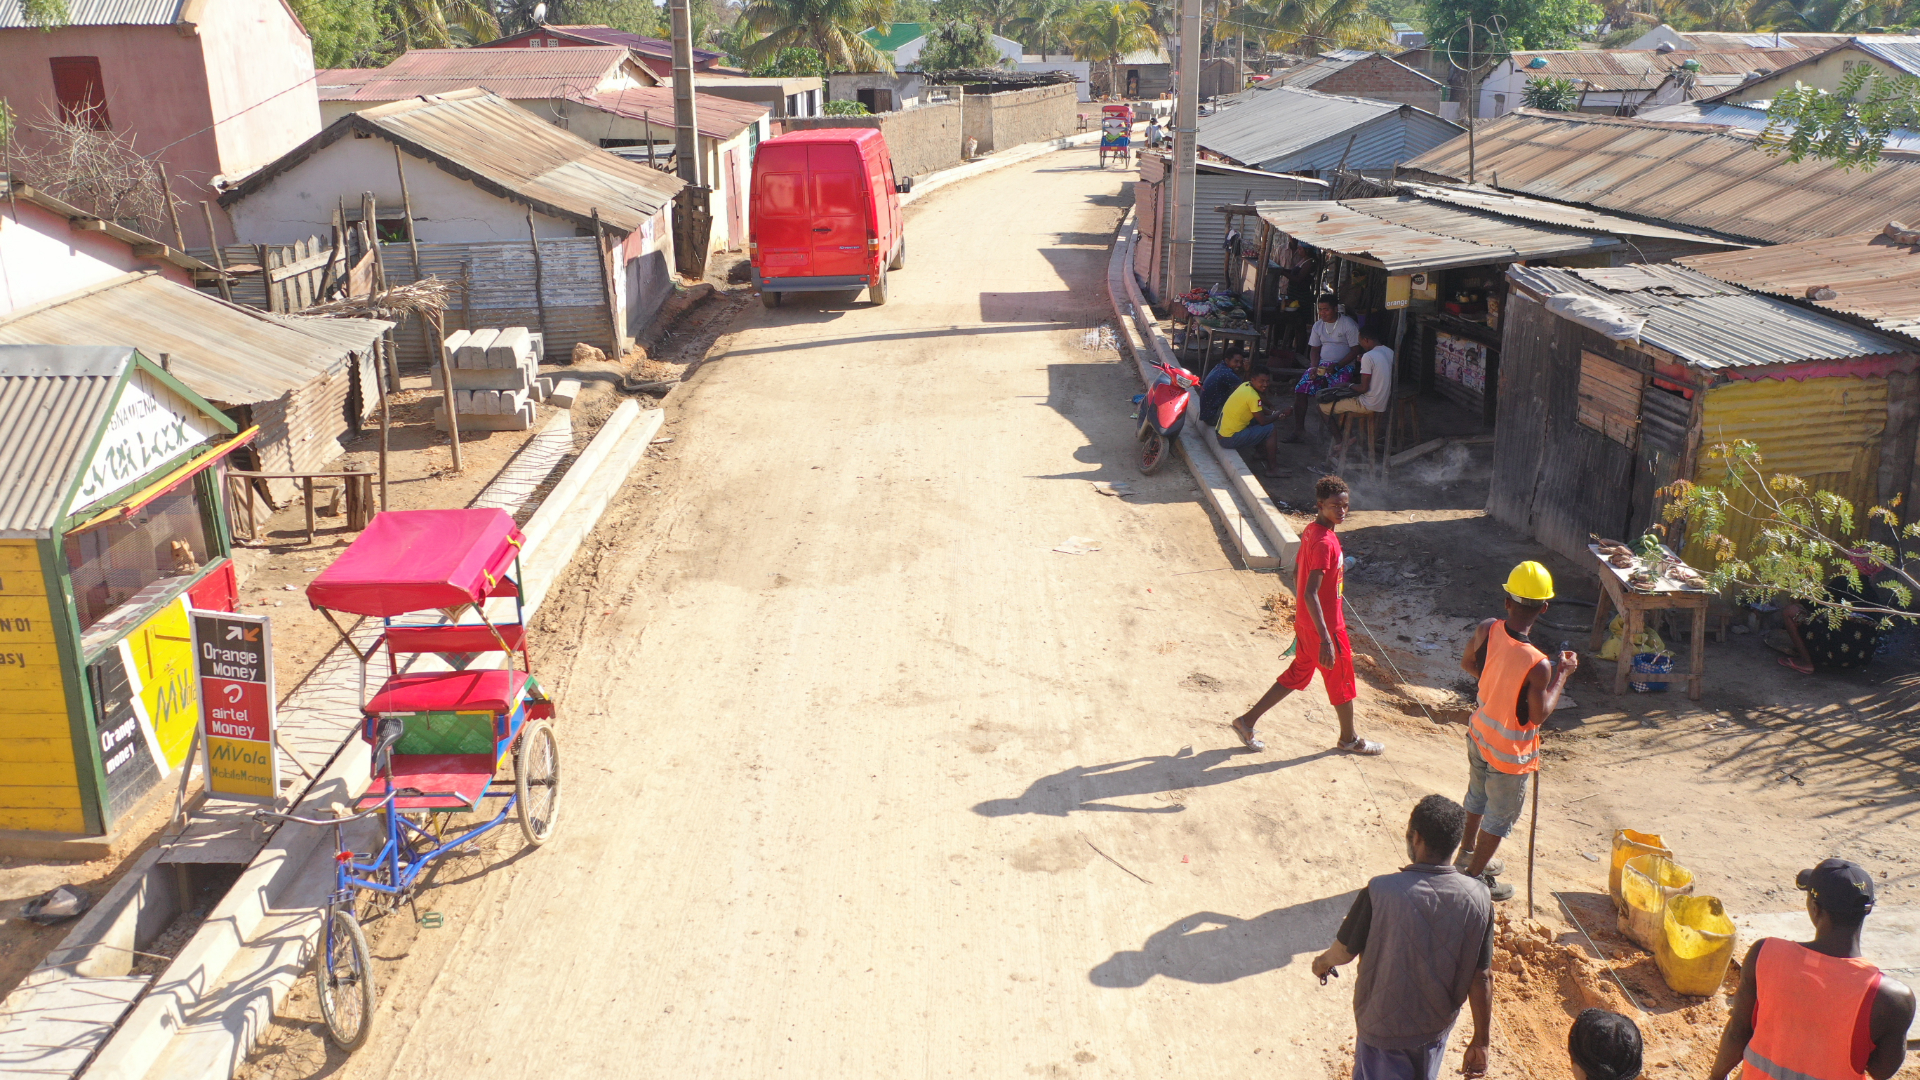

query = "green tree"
[290,0,395,67]
[1247,0,1395,52]
[1008,0,1079,57]
[1521,73,1579,108]
[1760,64,1920,168]
[918,18,1009,67]
[739,0,898,71]
[1423,0,1598,51]
[1747,0,1873,28]
[1663,441,1919,622]
[1070,0,1159,98]
[495,0,665,35]
[382,0,499,47]
[823,98,872,113]
[750,44,830,74]
[21,0,68,27]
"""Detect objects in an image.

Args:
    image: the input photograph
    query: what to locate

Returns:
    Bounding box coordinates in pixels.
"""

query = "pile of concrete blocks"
[432,327,555,431]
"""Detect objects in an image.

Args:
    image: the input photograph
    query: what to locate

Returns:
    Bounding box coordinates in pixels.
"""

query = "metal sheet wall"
[380,239,610,367]
[1137,166,1327,301]
[1686,376,1887,560]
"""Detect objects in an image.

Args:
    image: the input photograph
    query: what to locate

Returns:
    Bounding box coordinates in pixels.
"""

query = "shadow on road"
[1089,892,1355,986]
[974,746,1333,817]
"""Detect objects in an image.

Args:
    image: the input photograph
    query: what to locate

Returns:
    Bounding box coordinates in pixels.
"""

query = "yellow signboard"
[0,540,81,833]
[125,597,199,772]
[206,736,275,798]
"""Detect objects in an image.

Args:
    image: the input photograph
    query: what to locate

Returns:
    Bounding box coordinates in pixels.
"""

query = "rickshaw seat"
[355,754,495,811]
[386,625,527,655]
[365,669,529,716]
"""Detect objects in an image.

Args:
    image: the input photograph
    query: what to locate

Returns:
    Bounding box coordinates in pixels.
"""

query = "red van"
[749,128,910,308]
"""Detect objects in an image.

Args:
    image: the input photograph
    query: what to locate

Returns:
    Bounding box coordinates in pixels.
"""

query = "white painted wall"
[1017,60,1092,101]
[225,133,585,245]
[0,200,194,316]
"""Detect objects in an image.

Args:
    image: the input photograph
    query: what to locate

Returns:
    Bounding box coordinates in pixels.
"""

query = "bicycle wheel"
[315,906,375,1051]
[515,719,561,846]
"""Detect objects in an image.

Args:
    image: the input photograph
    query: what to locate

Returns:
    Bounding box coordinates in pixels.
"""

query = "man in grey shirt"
[1312,795,1495,1080]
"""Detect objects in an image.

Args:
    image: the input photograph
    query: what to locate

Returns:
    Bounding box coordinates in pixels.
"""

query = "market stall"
[0,345,251,837]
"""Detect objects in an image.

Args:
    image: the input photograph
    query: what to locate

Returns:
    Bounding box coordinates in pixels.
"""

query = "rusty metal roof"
[222,89,685,234]
[1505,48,1824,91]
[582,87,767,140]
[0,345,125,536]
[0,272,390,405]
[1398,111,1920,245]
[316,47,649,101]
[1393,180,1745,246]
[1508,263,1910,369]
[1678,228,1920,343]
[0,0,181,26]
[1254,197,1622,272]
[478,24,721,62]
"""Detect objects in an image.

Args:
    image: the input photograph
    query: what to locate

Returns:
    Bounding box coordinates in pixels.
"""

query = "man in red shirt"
[1231,475,1383,755]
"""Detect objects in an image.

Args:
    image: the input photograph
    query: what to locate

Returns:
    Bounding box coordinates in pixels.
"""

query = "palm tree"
[1070,0,1159,98]
[387,0,499,47]
[1682,0,1760,31]
[1245,0,1392,54]
[1748,0,1874,29]
[739,0,898,70]
[1009,0,1078,59]
[965,0,1024,35]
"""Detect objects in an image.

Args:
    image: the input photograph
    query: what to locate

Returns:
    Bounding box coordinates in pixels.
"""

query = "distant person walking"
[1312,795,1494,1080]
[1230,475,1382,755]
[1455,561,1576,901]
[1568,1009,1642,1080]
[1709,859,1915,1080]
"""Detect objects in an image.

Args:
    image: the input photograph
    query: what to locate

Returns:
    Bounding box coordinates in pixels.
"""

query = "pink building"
[0,0,324,249]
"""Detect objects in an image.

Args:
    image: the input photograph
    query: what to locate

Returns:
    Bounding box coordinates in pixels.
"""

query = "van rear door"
[805,142,871,278]
[753,144,812,275]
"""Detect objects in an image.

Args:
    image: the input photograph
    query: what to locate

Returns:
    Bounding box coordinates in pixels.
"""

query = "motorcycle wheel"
[1135,410,1155,442]
[1139,430,1170,474]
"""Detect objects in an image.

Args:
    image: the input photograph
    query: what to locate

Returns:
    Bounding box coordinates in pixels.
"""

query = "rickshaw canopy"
[309,509,524,617]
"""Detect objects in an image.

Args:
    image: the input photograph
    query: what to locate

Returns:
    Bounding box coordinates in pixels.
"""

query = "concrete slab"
[0,971,149,1076]
[487,326,532,369]
[455,328,498,368]
[431,363,534,392]
[433,405,534,431]
[1733,906,1920,979]
[439,328,470,367]
[549,378,581,408]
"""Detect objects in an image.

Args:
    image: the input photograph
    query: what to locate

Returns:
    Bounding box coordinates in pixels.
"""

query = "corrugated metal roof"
[516,24,719,62]
[317,47,640,101]
[1678,229,1920,342]
[1636,101,1920,153]
[1852,36,1920,75]
[0,273,390,405]
[0,0,180,27]
[1505,48,1825,91]
[224,89,685,233]
[1398,111,1920,245]
[1393,180,1745,245]
[1680,31,1851,50]
[1199,85,1460,171]
[1254,197,1622,271]
[1508,263,1910,369]
[583,87,767,139]
[0,345,127,535]
[1270,56,1351,87]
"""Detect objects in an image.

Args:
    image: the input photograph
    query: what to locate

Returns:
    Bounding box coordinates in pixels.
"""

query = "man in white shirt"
[1290,297,1362,441]
[1318,323,1394,459]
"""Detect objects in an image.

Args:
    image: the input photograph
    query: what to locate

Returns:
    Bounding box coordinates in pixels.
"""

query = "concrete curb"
[1108,221,1299,566]
[1105,212,1281,570]
[82,405,667,1080]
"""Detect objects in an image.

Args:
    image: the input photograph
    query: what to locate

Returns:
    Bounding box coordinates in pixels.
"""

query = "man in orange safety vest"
[1709,859,1914,1080]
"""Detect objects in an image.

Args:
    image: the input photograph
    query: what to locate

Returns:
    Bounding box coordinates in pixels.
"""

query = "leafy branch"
[1661,440,1919,625]
[1762,64,1920,170]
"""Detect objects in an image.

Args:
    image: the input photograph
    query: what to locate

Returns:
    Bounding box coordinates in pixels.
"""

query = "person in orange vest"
[1708,859,1915,1080]
[1455,561,1577,901]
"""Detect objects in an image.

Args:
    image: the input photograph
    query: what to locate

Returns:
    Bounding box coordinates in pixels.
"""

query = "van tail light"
[748,240,758,256]
[867,234,879,252]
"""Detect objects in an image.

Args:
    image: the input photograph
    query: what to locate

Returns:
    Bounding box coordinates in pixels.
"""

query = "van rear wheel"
[869,270,889,306]
[760,291,782,309]
[888,239,905,270]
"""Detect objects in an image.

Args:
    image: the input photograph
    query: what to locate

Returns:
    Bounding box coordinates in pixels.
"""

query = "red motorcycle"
[1134,358,1199,474]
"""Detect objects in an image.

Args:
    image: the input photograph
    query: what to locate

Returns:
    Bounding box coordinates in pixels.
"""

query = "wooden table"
[1187,323,1263,376]
[1584,545,1710,700]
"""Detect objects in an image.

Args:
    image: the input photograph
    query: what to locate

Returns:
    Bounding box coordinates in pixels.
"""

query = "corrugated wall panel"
[1687,376,1887,560]
[378,239,610,368]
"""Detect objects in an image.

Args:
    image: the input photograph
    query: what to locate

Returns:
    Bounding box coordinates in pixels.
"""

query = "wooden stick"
[592,207,621,357]
[257,243,274,312]
[200,202,232,302]
[1527,764,1541,918]
[376,337,390,512]
[430,307,462,472]
[393,145,440,386]
[156,160,186,253]
[525,208,550,347]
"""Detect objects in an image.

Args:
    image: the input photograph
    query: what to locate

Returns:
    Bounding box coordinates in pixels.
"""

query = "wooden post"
[1251,221,1270,353]
[156,160,186,253]
[525,208,550,348]
[375,339,390,513]
[200,202,232,302]
[460,258,472,332]
[431,309,463,473]
[303,476,315,541]
[257,244,275,312]
[592,208,622,357]
[393,146,440,384]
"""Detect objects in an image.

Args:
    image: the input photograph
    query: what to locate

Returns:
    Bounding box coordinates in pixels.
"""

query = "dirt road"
[236,149,1920,1080]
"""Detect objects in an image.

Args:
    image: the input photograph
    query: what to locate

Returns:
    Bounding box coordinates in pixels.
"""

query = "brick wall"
[1313,55,1442,114]
[960,83,1077,155]
[783,101,964,178]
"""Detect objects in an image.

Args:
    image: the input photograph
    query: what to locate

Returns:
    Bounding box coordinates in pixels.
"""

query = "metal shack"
[1492,265,1917,562]
[0,345,249,837]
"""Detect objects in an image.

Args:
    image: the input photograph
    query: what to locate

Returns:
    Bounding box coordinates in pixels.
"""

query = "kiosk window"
[65,483,210,631]
[1577,350,1642,447]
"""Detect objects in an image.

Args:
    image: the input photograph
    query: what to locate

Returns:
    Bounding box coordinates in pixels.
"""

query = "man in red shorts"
[1230,474,1384,755]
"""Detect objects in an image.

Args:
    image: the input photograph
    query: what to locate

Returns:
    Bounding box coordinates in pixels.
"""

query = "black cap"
[1797,858,1875,916]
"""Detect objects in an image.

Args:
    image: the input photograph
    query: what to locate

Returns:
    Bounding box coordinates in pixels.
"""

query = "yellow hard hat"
[1505,561,1555,601]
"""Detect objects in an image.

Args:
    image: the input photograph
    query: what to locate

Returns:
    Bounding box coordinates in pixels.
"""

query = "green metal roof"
[860,22,926,52]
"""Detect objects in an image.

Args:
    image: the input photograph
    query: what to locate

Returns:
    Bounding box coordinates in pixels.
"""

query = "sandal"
[1777,655,1814,675]
[1231,718,1266,751]
[1338,737,1384,756]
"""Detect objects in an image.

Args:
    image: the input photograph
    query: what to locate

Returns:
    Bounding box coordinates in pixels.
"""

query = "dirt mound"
[1492,906,1731,1079]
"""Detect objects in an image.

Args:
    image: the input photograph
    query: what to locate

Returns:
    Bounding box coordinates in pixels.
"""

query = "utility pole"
[1166,0,1203,299]
[670,0,700,185]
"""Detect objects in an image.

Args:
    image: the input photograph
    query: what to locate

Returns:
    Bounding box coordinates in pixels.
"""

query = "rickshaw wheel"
[515,719,561,846]
[316,907,375,1051]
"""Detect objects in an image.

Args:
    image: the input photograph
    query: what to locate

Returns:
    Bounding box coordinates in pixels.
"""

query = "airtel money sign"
[191,611,280,801]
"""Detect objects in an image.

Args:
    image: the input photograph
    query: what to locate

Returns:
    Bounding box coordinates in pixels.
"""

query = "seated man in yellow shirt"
[1217,370,1284,476]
